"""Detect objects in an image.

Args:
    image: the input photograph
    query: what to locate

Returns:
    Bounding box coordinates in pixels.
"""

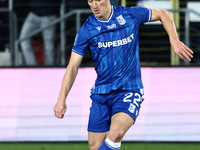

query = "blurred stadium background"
[0,0,200,149]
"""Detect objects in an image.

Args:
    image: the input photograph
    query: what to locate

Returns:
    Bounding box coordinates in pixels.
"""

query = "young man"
[20,0,59,66]
[54,0,193,149]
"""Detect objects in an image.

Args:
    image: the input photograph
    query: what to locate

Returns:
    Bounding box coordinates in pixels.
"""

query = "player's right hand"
[53,100,67,119]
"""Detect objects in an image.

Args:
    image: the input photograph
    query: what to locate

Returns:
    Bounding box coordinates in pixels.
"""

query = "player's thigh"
[88,131,107,150]
[108,112,134,142]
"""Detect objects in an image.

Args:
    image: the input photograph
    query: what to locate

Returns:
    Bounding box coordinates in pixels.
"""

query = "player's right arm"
[53,51,83,119]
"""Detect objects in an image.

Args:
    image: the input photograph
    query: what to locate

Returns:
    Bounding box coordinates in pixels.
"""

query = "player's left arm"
[150,8,193,61]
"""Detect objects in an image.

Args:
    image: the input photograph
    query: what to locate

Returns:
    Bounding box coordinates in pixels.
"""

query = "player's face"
[88,0,111,20]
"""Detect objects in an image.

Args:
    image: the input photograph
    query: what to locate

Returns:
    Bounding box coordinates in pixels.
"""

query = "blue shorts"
[87,89,144,132]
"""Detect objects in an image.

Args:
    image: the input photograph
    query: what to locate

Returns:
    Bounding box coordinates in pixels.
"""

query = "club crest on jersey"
[96,26,101,31]
[116,15,126,25]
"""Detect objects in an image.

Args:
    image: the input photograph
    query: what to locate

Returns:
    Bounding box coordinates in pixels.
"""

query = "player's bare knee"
[88,140,101,150]
[88,143,96,150]
[108,128,125,142]
[88,139,95,148]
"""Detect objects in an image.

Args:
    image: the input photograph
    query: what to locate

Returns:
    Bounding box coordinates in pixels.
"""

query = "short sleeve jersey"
[72,6,152,94]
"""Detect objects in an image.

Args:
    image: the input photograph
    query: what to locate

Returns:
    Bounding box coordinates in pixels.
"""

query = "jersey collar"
[94,5,114,23]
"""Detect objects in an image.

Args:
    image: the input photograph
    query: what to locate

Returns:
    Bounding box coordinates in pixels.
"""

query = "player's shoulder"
[115,5,151,20]
[114,5,140,16]
[114,5,127,13]
[116,5,148,13]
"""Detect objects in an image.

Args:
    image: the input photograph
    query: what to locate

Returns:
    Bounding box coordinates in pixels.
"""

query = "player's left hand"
[171,40,193,62]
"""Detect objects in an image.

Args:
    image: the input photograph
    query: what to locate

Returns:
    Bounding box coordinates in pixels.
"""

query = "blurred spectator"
[0,0,8,52]
[19,0,59,66]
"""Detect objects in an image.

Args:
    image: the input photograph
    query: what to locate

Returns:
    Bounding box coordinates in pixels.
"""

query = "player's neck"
[98,5,112,20]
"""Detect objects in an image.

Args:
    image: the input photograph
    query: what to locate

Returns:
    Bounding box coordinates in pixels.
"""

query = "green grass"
[0,142,199,150]
[122,142,200,150]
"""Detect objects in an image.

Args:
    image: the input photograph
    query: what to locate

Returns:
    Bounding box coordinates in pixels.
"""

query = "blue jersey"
[72,6,152,94]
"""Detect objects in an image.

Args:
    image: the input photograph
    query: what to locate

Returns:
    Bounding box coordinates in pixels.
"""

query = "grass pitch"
[0,142,199,150]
